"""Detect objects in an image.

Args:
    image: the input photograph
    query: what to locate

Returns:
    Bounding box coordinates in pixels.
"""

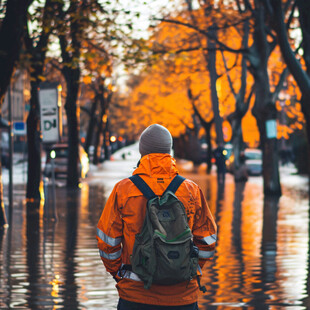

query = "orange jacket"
[96,154,217,306]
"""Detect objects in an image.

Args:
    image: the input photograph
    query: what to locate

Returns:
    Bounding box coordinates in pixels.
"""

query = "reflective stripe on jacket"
[96,153,217,306]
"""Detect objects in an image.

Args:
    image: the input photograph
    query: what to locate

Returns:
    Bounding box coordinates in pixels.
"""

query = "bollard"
[43,177,49,220]
[50,155,57,221]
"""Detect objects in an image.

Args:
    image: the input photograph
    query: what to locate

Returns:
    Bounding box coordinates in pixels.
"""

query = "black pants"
[117,298,199,310]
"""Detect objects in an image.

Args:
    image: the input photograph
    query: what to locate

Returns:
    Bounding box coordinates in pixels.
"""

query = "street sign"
[39,88,59,143]
[13,121,26,135]
[266,119,277,139]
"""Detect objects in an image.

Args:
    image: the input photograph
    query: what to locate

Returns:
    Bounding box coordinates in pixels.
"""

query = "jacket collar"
[133,153,179,178]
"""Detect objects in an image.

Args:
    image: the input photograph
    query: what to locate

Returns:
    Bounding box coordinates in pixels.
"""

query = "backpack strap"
[163,175,186,195]
[129,175,185,199]
[129,175,156,200]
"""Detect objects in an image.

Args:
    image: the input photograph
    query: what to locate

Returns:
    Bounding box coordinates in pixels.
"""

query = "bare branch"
[271,67,289,103]
[48,59,62,72]
[154,18,247,54]
[285,0,297,30]
[221,50,237,97]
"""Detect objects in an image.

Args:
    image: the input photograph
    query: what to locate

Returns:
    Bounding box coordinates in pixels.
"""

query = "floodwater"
[0,170,309,309]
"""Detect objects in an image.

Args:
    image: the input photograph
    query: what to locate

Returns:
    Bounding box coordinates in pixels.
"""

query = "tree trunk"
[64,68,80,188]
[93,112,105,165]
[256,106,281,196]
[93,85,109,165]
[228,20,250,181]
[250,4,281,196]
[300,96,310,199]
[0,0,33,102]
[0,159,7,227]
[103,120,110,161]
[252,74,281,196]
[26,82,41,201]
[201,122,213,174]
[231,116,244,166]
[0,0,33,226]
[56,0,82,188]
[84,97,99,156]
[206,27,224,146]
[268,0,310,195]
[25,0,54,200]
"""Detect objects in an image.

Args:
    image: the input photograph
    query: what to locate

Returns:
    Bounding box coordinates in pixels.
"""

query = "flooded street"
[0,160,309,309]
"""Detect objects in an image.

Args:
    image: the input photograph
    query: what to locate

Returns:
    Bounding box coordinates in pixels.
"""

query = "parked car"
[44,143,89,179]
[226,148,262,176]
[243,148,262,175]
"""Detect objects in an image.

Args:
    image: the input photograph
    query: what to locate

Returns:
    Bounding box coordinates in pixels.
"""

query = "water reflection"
[0,173,309,309]
[26,202,41,310]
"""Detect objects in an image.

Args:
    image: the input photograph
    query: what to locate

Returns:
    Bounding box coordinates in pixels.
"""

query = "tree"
[53,0,125,187]
[242,1,282,195]
[92,79,114,164]
[0,0,33,103]
[126,1,303,197]
[113,7,253,164]
[181,1,283,195]
[79,39,114,164]
[175,0,290,195]
[24,0,57,202]
[264,0,310,190]
[224,20,253,181]
[53,0,112,187]
[150,3,253,168]
[54,0,83,188]
[0,0,34,226]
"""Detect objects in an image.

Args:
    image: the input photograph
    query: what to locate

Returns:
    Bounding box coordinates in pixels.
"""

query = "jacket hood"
[133,153,179,178]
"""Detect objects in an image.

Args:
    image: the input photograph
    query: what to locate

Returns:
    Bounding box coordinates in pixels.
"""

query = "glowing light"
[50,150,56,159]
[110,136,117,143]
[49,274,63,298]
[102,114,108,123]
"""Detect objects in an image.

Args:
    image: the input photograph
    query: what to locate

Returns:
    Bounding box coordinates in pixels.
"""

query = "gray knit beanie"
[139,124,173,157]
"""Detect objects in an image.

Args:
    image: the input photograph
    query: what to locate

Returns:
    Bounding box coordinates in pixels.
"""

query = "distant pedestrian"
[96,124,217,310]
[213,145,226,185]
[234,151,248,182]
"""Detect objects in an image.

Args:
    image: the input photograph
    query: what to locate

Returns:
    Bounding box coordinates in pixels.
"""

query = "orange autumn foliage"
[112,6,304,146]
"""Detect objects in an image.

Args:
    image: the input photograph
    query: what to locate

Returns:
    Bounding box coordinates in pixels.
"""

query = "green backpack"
[128,175,199,290]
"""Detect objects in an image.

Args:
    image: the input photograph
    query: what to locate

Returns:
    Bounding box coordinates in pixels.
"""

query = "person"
[234,151,248,182]
[96,124,217,310]
[213,145,226,185]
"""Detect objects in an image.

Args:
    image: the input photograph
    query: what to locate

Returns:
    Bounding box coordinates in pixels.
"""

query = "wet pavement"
[0,158,309,309]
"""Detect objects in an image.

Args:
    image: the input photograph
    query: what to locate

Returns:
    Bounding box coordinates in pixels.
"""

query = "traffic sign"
[39,87,60,143]
[13,122,26,135]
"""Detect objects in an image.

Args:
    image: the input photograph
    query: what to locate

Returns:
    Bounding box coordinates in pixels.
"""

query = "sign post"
[39,83,62,213]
